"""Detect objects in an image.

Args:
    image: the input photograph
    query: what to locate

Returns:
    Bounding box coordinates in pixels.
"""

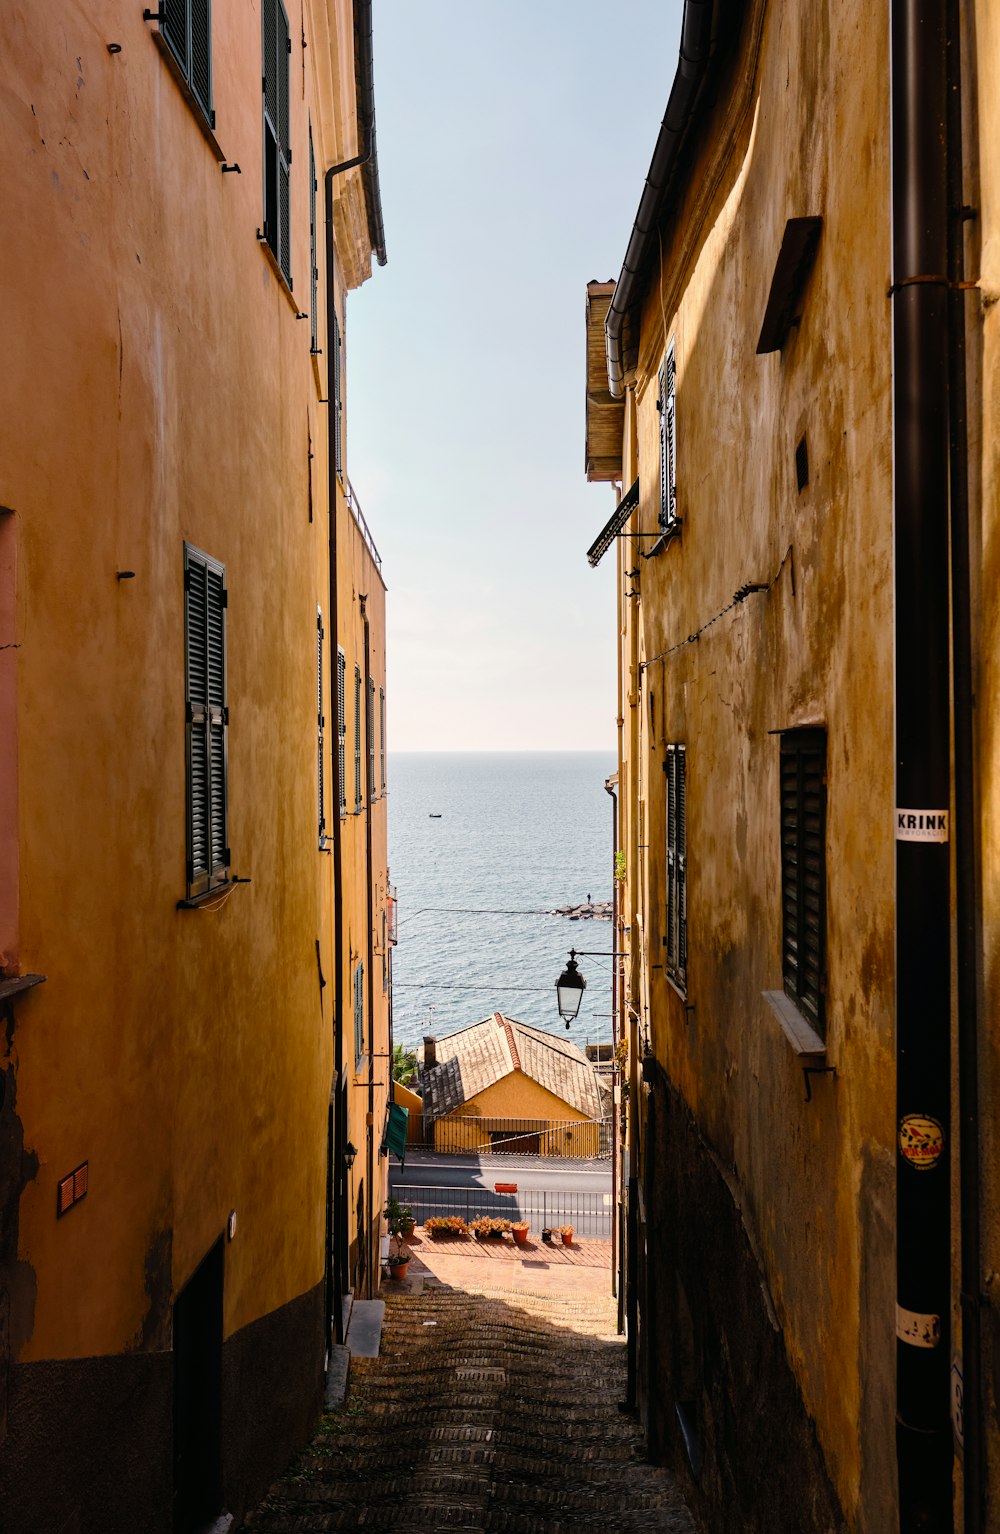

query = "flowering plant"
[469,1216,511,1237]
[424,1215,468,1237]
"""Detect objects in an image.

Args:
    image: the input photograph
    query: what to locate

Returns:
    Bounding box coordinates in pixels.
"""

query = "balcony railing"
[345,477,382,573]
[391,1183,613,1239]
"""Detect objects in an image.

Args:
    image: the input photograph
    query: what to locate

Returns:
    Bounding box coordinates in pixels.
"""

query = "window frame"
[665,743,687,992]
[368,676,376,803]
[353,959,365,1066]
[379,686,386,795]
[354,663,362,811]
[779,728,827,1036]
[308,125,319,353]
[183,543,229,901]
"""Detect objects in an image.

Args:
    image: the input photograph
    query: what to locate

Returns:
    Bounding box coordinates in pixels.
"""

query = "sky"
[347,2,683,751]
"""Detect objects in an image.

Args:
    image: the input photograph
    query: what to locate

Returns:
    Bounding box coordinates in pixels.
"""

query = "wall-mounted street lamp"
[555,950,586,1025]
[343,1141,358,1172]
[554,947,627,1028]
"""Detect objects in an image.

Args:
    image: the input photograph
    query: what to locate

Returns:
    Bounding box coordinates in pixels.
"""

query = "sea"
[387,752,617,1057]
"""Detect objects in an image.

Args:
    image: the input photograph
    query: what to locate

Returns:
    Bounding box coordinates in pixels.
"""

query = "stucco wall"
[434,1071,601,1158]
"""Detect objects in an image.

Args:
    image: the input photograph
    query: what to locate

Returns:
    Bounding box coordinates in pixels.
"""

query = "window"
[262,0,292,285]
[158,0,212,127]
[368,677,376,802]
[337,648,346,816]
[309,126,319,352]
[379,687,386,795]
[354,664,362,811]
[332,310,343,478]
[353,960,365,1065]
[317,608,326,845]
[184,545,229,898]
[665,744,687,989]
[780,729,826,1034]
[659,342,677,531]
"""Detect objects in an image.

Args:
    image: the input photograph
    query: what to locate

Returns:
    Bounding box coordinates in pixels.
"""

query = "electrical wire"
[640,544,795,671]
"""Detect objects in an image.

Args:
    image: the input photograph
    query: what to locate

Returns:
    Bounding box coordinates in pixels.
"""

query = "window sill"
[177,881,246,911]
[354,1054,369,1080]
[257,236,300,315]
[762,990,826,1058]
[150,31,225,162]
[0,973,46,1003]
[665,971,688,1004]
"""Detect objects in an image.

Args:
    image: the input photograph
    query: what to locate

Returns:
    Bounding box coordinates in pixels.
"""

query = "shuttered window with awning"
[184,545,229,899]
[780,729,827,1034]
[317,608,326,845]
[159,0,213,127]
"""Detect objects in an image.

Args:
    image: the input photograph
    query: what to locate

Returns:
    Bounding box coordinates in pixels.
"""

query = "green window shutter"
[161,0,213,128]
[659,344,677,531]
[337,648,346,814]
[780,729,827,1034]
[354,664,362,809]
[665,743,687,988]
[332,311,343,477]
[317,608,326,841]
[262,0,292,284]
[184,544,229,898]
[354,961,365,1063]
[379,687,385,794]
[368,676,375,801]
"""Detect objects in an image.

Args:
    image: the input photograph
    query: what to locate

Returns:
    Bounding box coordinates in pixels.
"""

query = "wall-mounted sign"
[896,1305,941,1349]
[895,809,949,843]
[57,1161,88,1217]
[898,1113,944,1170]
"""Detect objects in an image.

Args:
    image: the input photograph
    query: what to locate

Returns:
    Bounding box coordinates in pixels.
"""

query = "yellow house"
[584,0,1000,1530]
[420,1014,605,1160]
[0,0,388,1528]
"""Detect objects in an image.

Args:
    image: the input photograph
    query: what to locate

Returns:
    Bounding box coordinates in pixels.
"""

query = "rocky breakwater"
[547,901,613,920]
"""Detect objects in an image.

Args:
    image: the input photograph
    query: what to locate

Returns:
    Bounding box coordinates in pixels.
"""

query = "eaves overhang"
[585,280,624,482]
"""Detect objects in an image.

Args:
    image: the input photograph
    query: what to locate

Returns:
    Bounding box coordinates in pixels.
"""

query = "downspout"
[330,0,386,267]
[361,594,376,1298]
[945,0,984,1524]
[624,502,642,1414]
[890,0,953,1526]
[605,773,619,1306]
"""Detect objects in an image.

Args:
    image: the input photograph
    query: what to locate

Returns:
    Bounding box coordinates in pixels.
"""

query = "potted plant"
[511,1220,530,1247]
[384,1195,414,1240]
[541,1227,554,1244]
[558,1224,574,1246]
[425,1215,468,1238]
[384,1197,413,1279]
[469,1216,510,1241]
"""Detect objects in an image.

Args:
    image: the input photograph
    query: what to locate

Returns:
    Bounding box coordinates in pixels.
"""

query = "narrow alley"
[241,1250,694,1533]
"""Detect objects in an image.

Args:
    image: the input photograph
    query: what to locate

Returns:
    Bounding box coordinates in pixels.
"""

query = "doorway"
[173,1236,224,1532]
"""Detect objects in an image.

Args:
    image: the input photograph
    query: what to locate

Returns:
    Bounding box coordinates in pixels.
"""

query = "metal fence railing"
[406,1113,611,1160]
[391,1183,613,1239]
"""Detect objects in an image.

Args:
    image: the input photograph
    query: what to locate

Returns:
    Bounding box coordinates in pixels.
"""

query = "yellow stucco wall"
[434,1072,601,1159]
[615,0,897,1524]
[0,0,384,1372]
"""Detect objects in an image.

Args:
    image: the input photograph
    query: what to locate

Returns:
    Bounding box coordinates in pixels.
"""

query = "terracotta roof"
[419,1014,602,1124]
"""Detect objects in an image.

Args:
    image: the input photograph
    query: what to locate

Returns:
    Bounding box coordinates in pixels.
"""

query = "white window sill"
[762,990,826,1058]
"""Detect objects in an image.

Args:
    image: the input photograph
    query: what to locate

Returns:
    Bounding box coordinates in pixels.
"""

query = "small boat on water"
[429,813,442,818]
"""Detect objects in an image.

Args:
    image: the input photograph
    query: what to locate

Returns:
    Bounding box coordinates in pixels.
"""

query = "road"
[389,1149,614,1237]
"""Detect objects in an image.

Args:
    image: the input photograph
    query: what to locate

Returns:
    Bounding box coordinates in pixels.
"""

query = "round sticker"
[899,1113,944,1170]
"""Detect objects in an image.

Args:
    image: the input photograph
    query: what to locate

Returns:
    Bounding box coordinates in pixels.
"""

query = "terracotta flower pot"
[512,1228,529,1247]
[388,1259,409,1281]
[560,1229,574,1246]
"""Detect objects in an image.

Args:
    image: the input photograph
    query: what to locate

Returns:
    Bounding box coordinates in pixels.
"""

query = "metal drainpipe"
[624,501,641,1413]
[361,595,376,1298]
[324,166,348,1345]
[890,0,953,1526]
[945,0,984,1523]
[605,774,619,1306]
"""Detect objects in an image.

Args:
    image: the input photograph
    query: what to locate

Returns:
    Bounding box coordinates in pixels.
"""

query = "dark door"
[173,1236,224,1532]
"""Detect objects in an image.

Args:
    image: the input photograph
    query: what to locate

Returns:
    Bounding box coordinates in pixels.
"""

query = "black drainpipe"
[605,775,620,1312]
[324,166,347,1347]
[361,594,376,1297]
[890,0,953,1527]
[945,0,984,1524]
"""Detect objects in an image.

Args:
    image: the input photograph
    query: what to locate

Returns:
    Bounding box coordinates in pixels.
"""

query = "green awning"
[383,1102,409,1166]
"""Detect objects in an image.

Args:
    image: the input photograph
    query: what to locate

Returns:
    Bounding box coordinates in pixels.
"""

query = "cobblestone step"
[242,1285,694,1534]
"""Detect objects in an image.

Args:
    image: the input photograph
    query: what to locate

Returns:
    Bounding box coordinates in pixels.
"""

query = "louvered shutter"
[332,312,343,478]
[676,745,687,983]
[664,345,676,527]
[337,649,346,814]
[368,677,375,801]
[262,0,292,284]
[317,609,326,841]
[665,747,677,972]
[185,546,229,898]
[659,361,668,529]
[780,730,826,1033]
[379,687,385,794]
[161,0,212,127]
[354,961,365,1063]
[354,665,362,809]
[309,128,318,352]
